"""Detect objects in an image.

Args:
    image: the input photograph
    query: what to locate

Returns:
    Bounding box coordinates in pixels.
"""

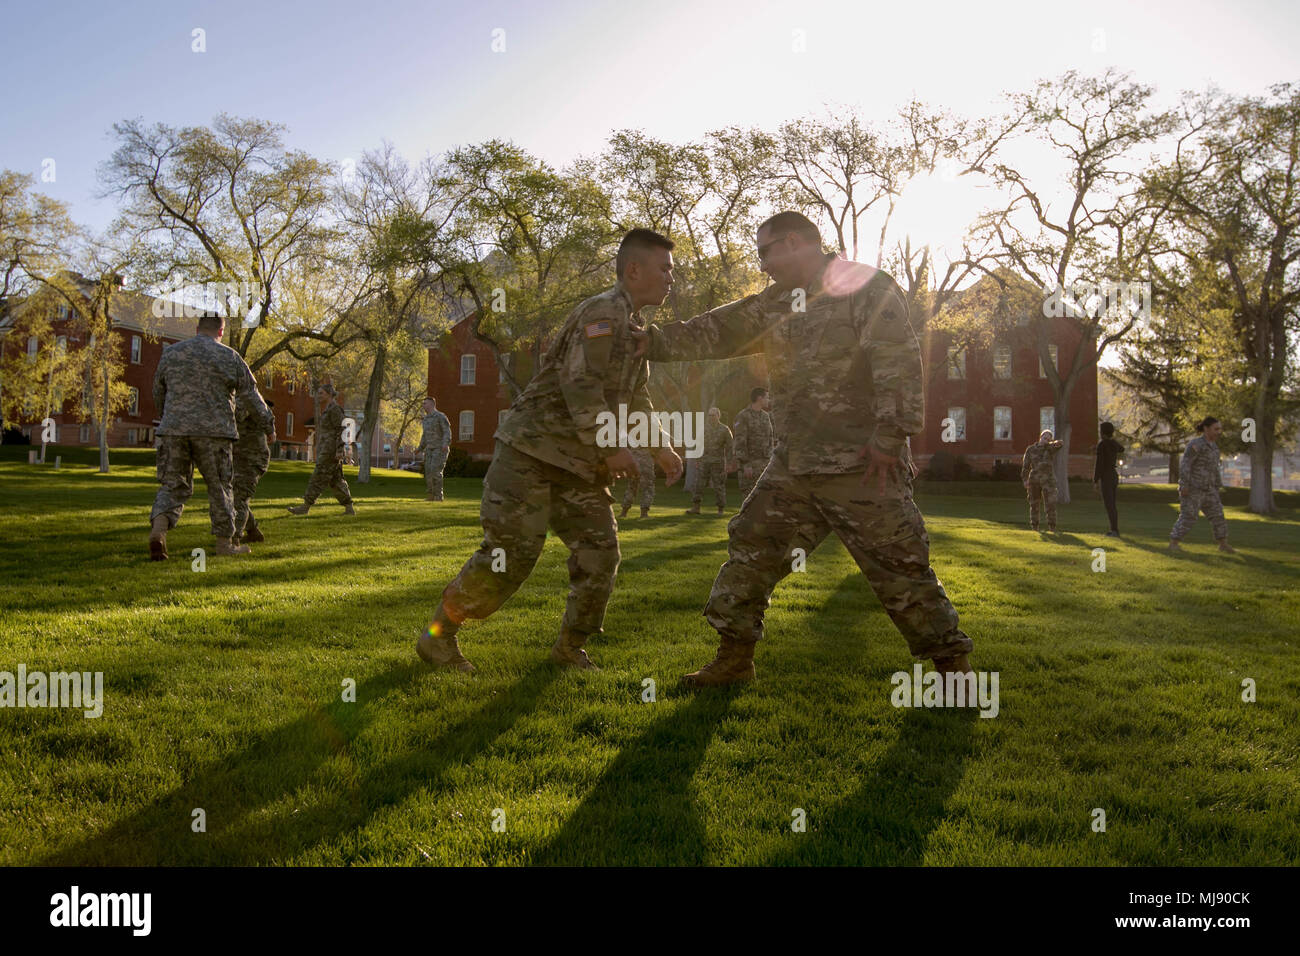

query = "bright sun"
[891,170,992,258]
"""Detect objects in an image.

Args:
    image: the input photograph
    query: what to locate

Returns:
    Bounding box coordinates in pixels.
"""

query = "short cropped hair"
[197,312,224,333]
[758,211,821,245]
[1099,421,1114,437]
[616,228,675,279]
[1196,416,1220,432]
[750,387,768,403]
[317,383,337,397]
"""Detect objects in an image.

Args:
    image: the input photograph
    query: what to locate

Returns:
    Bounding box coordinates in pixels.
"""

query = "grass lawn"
[1,445,1297,866]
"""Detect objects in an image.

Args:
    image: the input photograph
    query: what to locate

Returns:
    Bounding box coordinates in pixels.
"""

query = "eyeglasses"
[756,236,787,260]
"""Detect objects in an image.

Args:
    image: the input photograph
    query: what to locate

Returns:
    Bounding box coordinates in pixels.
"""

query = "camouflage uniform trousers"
[1171,489,1228,541]
[692,460,728,510]
[150,435,237,539]
[1026,480,1058,530]
[702,454,972,661]
[232,439,270,538]
[737,459,767,504]
[424,447,449,500]
[304,455,352,506]
[621,449,656,511]
[438,441,620,643]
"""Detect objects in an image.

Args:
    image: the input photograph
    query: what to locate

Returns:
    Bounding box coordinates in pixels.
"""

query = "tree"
[1143,84,1300,513]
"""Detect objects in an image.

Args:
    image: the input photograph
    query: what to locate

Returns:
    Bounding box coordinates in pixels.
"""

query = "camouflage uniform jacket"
[646,254,921,474]
[415,411,451,453]
[702,421,734,466]
[316,402,345,461]
[732,406,773,464]
[495,281,656,483]
[234,388,275,458]
[1179,435,1222,493]
[1021,440,1064,485]
[153,335,266,439]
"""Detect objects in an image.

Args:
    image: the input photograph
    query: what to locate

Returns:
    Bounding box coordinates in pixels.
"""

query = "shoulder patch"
[585,320,612,339]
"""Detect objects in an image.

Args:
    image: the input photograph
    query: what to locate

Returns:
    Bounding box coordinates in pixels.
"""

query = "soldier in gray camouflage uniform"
[288,384,354,515]
[733,386,774,502]
[418,229,684,673]
[233,396,275,544]
[688,407,733,515]
[635,212,972,689]
[619,446,656,518]
[1021,430,1064,532]
[1169,416,1235,553]
[149,312,269,560]
[415,396,452,501]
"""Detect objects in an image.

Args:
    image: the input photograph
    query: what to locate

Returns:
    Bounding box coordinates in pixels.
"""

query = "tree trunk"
[1055,416,1072,505]
[1168,451,1180,485]
[357,340,387,483]
[1248,430,1275,515]
[98,357,110,473]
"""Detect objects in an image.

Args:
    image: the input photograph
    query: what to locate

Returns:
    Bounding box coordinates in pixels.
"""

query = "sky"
[3,0,1298,237]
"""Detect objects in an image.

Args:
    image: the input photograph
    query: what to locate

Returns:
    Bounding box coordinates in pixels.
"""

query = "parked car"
[400,460,425,474]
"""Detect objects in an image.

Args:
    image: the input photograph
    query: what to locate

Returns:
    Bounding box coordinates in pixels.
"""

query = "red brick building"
[0,277,315,456]
[426,317,518,460]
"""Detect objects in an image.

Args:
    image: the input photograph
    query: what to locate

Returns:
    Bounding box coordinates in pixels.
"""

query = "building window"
[57,304,70,319]
[993,345,1012,380]
[285,412,293,436]
[79,424,90,443]
[127,428,137,444]
[56,335,67,353]
[945,407,966,441]
[131,335,142,364]
[1040,407,1055,436]
[127,387,140,416]
[994,406,1012,441]
[26,336,38,360]
[459,409,475,441]
[946,346,966,380]
[287,378,295,395]
[1038,344,1058,378]
[460,354,477,385]
[264,370,274,389]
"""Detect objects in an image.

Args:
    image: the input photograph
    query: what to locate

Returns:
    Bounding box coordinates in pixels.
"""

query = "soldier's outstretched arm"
[643,292,771,363]
[860,278,924,458]
[235,361,272,431]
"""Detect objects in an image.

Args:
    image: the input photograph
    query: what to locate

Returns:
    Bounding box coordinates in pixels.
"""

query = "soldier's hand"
[604,448,637,480]
[859,444,900,495]
[270,431,277,444]
[630,330,650,359]
[656,446,684,486]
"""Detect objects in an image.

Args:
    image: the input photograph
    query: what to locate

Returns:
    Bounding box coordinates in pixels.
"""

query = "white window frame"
[946,346,966,380]
[130,335,142,364]
[26,336,38,360]
[285,411,293,436]
[1039,344,1059,379]
[460,354,477,385]
[127,387,140,417]
[993,345,1012,380]
[79,424,90,443]
[1040,407,1056,436]
[994,406,1012,441]
[946,406,967,441]
[458,409,475,441]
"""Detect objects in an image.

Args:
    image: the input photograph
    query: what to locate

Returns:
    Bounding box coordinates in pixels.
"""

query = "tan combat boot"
[212,537,251,556]
[243,522,265,543]
[551,632,599,670]
[343,502,356,515]
[1217,539,1236,554]
[640,506,649,518]
[686,505,700,515]
[619,504,631,518]
[149,516,168,561]
[932,652,975,708]
[1167,539,1182,553]
[416,626,474,673]
[288,503,311,516]
[682,636,756,688]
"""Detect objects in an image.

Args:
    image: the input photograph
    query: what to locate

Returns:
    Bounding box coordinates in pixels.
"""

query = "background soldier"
[1021,430,1064,532]
[635,211,972,689]
[233,396,275,545]
[418,229,683,674]
[619,446,656,518]
[148,312,268,560]
[1094,421,1123,537]
[415,396,452,500]
[688,407,733,515]
[733,386,774,502]
[288,384,354,516]
[1169,416,1235,553]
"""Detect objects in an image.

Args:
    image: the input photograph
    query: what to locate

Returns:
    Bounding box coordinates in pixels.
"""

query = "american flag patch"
[585,320,612,338]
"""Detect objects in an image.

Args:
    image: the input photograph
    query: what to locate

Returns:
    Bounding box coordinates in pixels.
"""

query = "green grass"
[1,445,1297,866]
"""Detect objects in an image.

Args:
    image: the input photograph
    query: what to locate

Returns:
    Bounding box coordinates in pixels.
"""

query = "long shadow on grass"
[531,689,736,866]
[37,662,559,865]
[762,706,978,866]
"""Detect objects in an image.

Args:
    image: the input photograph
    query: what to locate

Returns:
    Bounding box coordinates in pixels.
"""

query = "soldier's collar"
[612,280,637,317]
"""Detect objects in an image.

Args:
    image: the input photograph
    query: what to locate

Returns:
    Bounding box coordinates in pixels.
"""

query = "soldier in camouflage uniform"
[733,386,774,502]
[1021,430,1064,532]
[288,384,355,515]
[635,211,972,688]
[415,396,452,501]
[688,407,734,515]
[1169,416,1235,553]
[418,229,684,673]
[233,396,275,544]
[619,446,656,518]
[149,312,269,560]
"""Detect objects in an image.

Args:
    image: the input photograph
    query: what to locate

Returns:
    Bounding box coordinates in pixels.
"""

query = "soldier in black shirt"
[1093,422,1124,536]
